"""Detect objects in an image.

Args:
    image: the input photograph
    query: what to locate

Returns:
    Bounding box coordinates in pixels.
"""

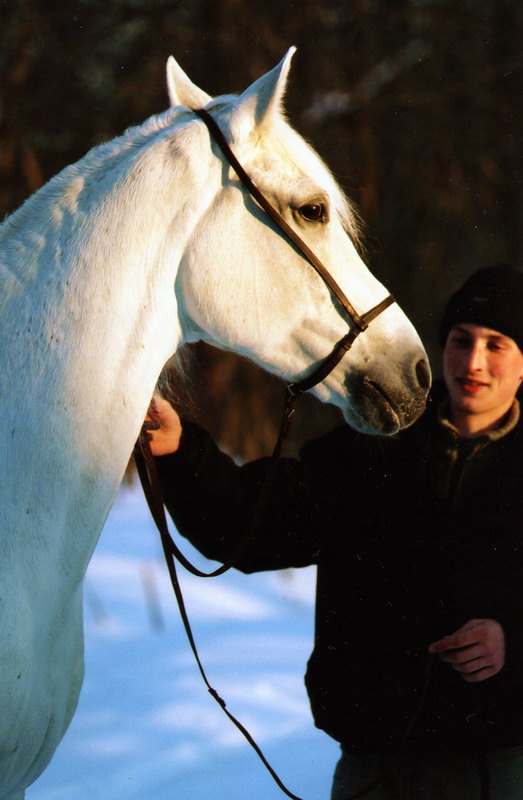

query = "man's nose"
[465,342,486,371]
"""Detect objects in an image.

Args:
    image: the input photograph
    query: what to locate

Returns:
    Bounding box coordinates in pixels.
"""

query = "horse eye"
[298,202,326,223]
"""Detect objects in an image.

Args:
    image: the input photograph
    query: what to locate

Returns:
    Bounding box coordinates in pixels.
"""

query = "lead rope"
[134,407,306,800]
[135,386,298,580]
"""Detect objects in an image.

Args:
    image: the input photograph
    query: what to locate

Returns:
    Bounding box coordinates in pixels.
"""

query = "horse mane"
[0,105,192,240]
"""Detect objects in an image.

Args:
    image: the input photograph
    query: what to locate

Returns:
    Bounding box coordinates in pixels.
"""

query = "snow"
[28,483,340,800]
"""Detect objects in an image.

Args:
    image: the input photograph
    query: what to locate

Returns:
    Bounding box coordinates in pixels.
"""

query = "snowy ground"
[28,483,339,800]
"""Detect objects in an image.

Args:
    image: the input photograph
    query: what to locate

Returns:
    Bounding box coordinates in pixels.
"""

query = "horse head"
[168,49,430,434]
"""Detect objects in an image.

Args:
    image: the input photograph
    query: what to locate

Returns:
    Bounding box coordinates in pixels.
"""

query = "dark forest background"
[1,0,521,459]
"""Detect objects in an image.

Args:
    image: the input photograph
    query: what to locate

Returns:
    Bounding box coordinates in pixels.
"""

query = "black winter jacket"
[155,385,523,755]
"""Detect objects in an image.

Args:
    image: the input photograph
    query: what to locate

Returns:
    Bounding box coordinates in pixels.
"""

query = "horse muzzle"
[344,356,431,435]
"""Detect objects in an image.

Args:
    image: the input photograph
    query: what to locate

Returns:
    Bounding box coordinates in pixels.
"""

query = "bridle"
[193,108,395,398]
[134,107,399,800]
[139,105,398,575]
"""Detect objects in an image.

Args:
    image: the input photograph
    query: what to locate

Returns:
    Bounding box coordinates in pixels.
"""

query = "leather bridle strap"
[134,419,271,579]
[194,107,395,365]
[133,436,305,800]
[287,292,394,396]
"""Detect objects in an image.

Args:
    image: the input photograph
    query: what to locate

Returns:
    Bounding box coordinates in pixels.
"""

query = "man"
[148,264,523,799]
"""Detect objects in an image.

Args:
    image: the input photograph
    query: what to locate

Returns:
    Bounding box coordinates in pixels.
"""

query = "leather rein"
[134,107,396,800]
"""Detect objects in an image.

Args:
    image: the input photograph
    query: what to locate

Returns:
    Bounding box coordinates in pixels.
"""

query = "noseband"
[193,107,395,396]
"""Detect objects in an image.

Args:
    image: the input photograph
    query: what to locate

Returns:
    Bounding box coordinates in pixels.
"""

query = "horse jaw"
[166,55,212,108]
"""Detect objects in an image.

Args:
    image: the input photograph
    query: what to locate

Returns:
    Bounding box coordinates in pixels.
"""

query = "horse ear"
[166,56,213,109]
[231,47,297,136]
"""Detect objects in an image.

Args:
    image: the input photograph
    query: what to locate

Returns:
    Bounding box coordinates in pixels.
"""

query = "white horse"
[0,49,429,798]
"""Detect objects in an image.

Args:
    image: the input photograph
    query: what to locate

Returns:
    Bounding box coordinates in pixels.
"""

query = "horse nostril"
[415,358,431,390]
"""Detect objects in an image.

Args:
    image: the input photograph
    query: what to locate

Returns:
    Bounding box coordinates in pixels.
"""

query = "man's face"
[443,323,523,435]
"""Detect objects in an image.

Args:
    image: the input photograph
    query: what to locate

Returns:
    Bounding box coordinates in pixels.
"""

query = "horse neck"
[0,123,214,571]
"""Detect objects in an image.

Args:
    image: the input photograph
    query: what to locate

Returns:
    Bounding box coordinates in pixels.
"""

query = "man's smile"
[455,376,489,394]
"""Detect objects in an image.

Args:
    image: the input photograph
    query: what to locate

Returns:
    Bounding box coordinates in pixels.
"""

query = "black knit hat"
[439,264,523,351]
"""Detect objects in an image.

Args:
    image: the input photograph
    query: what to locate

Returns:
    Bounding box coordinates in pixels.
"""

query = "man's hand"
[143,396,183,456]
[428,618,505,683]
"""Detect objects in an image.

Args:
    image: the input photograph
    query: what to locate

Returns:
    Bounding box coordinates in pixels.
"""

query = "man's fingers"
[461,665,499,683]
[450,656,488,674]
[429,630,478,654]
[428,620,505,683]
[437,643,483,665]
[142,395,183,456]
[143,419,161,430]
[428,619,498,654]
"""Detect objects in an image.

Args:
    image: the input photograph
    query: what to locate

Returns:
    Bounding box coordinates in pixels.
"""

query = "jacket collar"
[435,388,520,443]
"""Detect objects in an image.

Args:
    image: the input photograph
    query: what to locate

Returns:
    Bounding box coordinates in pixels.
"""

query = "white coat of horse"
[0,49,429,798]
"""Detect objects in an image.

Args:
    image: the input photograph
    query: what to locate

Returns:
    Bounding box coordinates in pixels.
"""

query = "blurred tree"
[1,0,521,459]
